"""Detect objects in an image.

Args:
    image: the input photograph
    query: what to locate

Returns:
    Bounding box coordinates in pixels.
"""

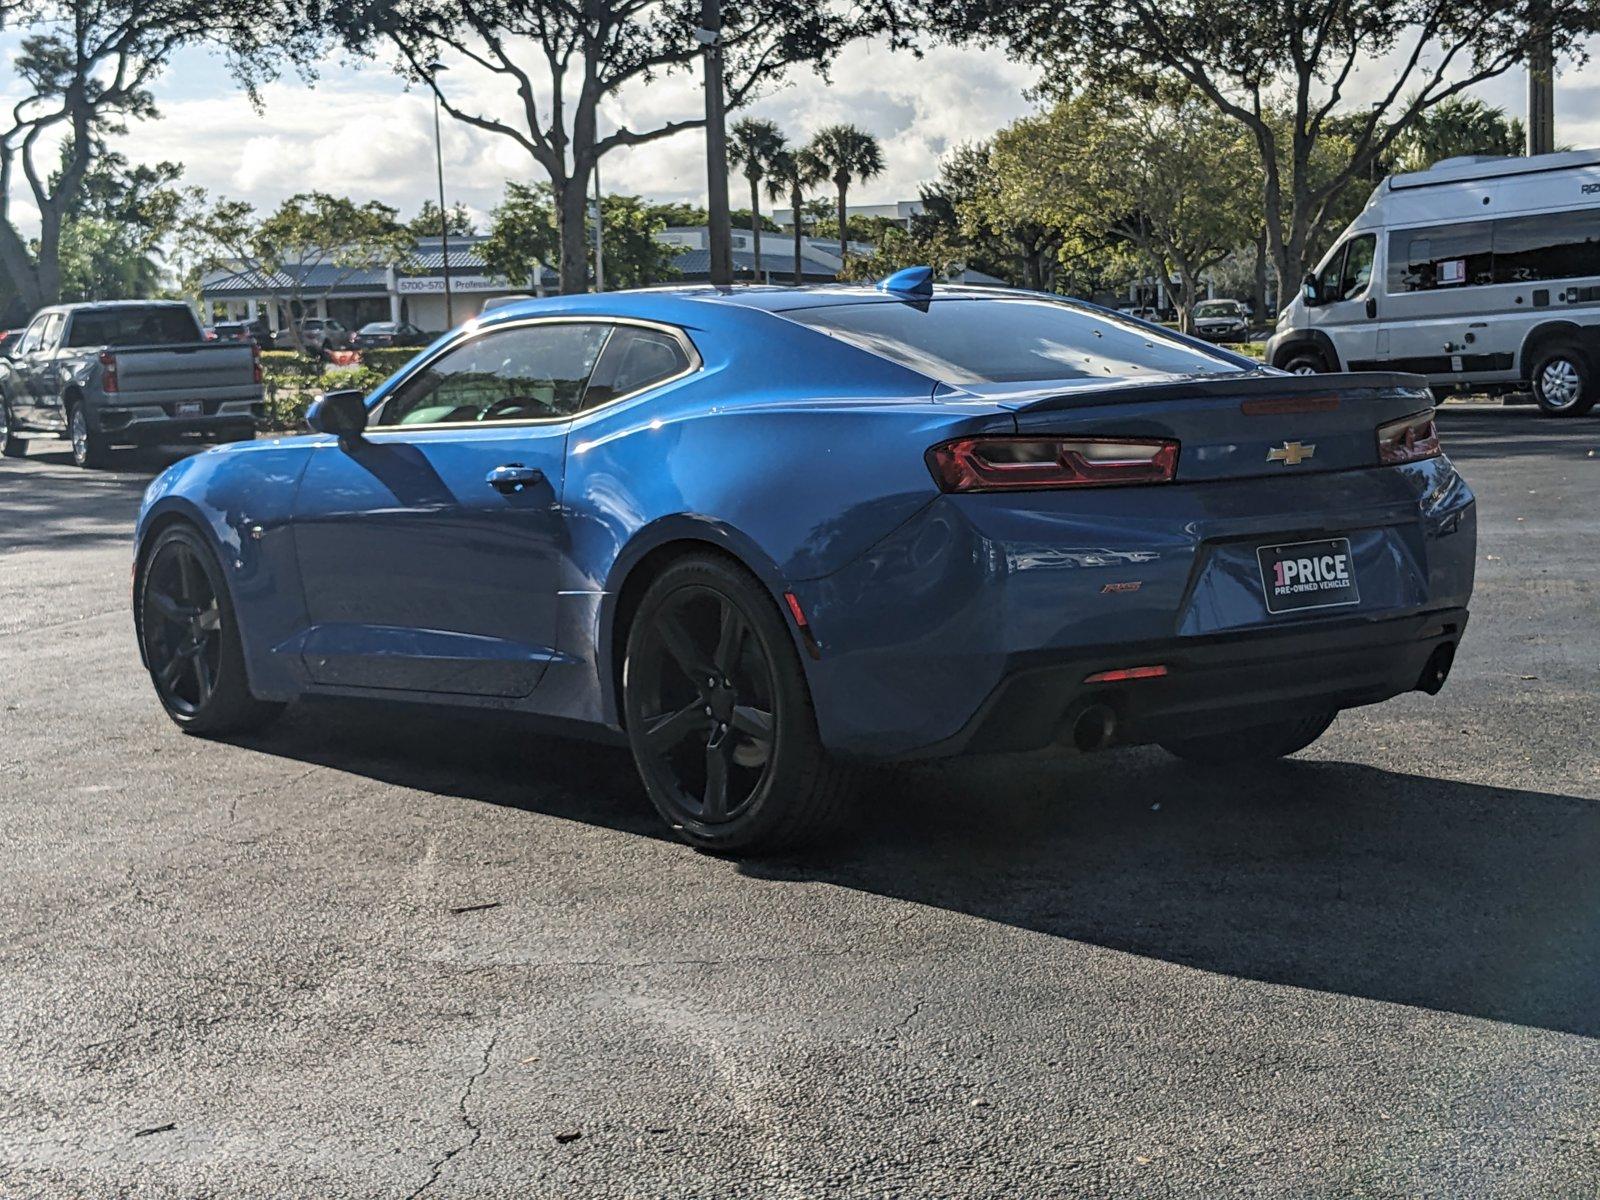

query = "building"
[199,226,1001,332]
[768,199,927,230]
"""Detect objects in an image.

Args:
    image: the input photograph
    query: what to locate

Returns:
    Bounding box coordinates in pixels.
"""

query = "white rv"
[1266,149,1600,415]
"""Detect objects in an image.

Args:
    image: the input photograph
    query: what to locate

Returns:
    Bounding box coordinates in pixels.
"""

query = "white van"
[1266,149,1600,416]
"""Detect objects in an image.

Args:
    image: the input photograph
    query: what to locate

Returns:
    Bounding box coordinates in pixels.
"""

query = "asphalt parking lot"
[1,407,1596,1198]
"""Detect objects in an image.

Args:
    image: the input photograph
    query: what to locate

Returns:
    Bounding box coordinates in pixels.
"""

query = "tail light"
[1377,409,1441,465]
[926,437,1179,492]
[251,343,263,385]
[99,350,118,393]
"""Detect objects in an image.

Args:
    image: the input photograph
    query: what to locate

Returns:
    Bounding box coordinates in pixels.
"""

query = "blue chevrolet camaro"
[133,271,1476,851]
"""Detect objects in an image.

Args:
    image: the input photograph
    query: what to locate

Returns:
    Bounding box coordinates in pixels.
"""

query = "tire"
[1159,709,1337,764]
[621,554,853,854]
[1281,350,1329,376]
[0,392,23,458]
[136,523,285,736]
[68,401,111,469]
[1530,343,1596,417]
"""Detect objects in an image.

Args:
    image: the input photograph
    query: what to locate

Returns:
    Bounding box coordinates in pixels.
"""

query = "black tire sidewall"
[0,392,21,457]
[622,556,820,851]
[1282,352,1327,376]
[1532,346,1596,417]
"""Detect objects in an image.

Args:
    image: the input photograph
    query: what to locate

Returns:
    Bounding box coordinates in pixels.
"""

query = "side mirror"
[305,389,368,439]
[1302,272,1322,307]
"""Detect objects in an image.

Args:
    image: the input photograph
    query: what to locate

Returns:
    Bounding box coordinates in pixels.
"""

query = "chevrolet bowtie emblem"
[1268,441,1316,466]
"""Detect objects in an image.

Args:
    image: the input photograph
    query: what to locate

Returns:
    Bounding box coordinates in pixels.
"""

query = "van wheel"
[1281,350,1328,375]
[1530,345,1596,417]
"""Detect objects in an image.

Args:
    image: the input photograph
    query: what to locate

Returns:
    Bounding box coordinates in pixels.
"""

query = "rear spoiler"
[974,370,1431,415]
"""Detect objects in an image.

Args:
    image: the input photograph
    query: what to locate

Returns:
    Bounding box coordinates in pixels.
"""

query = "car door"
[28,312,68,429]
[289,318,613,697]
[4,316,49,424]
[1308,233,1380,369]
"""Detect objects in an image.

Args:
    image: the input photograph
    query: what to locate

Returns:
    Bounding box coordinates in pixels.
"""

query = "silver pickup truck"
[0,300,265,468]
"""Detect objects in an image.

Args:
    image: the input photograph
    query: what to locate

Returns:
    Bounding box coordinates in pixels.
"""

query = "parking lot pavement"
[1,411,1596,1199]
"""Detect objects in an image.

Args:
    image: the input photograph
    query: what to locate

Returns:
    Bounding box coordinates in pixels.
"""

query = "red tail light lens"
[926,437,1179,492]
[99,350,118,393]
[1377,409,1441,465]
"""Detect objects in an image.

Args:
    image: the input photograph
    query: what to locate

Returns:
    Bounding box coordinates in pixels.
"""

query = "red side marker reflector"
[783,591,821,660]
[1083,664,1168,684]
[1240,396,1339,415]
[783,591,808,627]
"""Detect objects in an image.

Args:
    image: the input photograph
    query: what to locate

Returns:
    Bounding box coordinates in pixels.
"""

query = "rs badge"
[1267,441,1316,466]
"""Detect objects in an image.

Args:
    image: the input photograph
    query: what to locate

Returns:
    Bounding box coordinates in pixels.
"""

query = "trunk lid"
[941,370,1434,482]
[112,343,258,396]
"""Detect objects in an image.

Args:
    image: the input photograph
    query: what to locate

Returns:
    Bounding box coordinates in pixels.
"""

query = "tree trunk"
[792,183,803,285]
[749,176,762,282]
[1252,233,1269,325]
[556,170,592,295]
[836,180,848,276]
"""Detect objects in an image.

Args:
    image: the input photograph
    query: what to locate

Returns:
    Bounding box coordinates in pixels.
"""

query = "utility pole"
[700,0,733,286]
[1527,0,1555,156]
[430,64,454,327]
[593,161,605,293]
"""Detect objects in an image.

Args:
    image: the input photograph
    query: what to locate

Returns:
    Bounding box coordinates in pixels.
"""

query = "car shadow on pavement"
[238,699,1600,1040]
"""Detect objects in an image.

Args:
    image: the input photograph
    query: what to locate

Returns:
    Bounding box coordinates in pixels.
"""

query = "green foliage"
[1391,97,1526,174]
[360,347,424,374]
[54,151,185,302]
[835,225,969,283]
[598,194,683,289]
[646,202,779,233]
[480,183,559,290]
[407,200,477,240]
[483,183,683,290]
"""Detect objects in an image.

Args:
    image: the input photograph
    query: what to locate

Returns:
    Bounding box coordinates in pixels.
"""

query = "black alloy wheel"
[137,525,284,734]
[622,555,852,853]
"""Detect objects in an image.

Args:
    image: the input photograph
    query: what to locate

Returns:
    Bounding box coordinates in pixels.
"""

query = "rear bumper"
[898,606,1468,760]
[94,399,264,442]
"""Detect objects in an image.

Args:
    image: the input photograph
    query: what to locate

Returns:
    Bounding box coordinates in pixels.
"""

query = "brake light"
[1377,409,1441,465]
[926,437,1179,492]
[251,342,263,385]
[99,350,118,393]
[1083,664,1168,683]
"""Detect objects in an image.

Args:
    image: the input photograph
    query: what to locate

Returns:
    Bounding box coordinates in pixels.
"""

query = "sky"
[2,30,1599,232]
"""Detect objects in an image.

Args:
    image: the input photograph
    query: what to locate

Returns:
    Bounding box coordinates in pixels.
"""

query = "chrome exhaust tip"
[1069,703,1117,753]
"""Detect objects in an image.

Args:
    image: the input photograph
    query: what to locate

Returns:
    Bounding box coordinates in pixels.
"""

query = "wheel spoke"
[712,600,745,675]
[656,610,712,685]
[191,651,214,701]
[157,655,184,689]
[730,705,773,740]
[145,588,191,623]
[175,549,197,604]
[703,739,731,821]
[644,703,707,751]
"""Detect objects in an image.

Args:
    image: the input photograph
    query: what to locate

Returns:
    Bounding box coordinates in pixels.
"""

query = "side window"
[1387,222,1494,292]
[1338,235,1375,301]
[38,313,64,351]
[14,315,49,357]
[378,321,610,427]
[1492,210,1600,284]
[583,325,692,408]
[1315,244,1347,302]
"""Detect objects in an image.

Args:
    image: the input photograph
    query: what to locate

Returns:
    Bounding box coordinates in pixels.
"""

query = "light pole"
[429,62,454,327]
[698,0,733,286]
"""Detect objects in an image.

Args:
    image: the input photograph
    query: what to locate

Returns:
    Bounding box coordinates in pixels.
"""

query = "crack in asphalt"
[407,1027,501,1199]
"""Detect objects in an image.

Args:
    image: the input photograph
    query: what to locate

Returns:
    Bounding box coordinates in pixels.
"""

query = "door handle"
[1365,297,1377,319]
[486,463,543,494]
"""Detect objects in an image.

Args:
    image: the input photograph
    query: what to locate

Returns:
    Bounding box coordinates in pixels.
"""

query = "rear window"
[66,307,201,348]
[785,297,1238,385]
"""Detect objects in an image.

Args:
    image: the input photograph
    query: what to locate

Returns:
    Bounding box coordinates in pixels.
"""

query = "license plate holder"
[174,401,203,417]
[1257,537,1360,614]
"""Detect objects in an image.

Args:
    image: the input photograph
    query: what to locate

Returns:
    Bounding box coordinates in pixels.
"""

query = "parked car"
[283,317,352,356]
[0,300,264,468]
[1120,305,1162,321]
[210,319,274,347]
[0,329,23,358]
[1192,299,1252,342]
[130,274,1475,853]
[352,321,427,350]
[1268,147,1600,416]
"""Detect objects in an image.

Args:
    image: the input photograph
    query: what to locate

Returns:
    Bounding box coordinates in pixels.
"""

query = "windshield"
[66,307,201,348]
[785,297,1240,385]
[1194,302,1240,318]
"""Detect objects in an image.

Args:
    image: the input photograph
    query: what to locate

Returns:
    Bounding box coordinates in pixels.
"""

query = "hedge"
[258,347,424,431]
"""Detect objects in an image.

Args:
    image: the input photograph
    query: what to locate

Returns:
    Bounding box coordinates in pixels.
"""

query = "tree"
[765,146,827,285]
[928,0,1600,298]
[950,141,1063,291]
[988,93,1256,329]
[914,141,1024,285]
[835,223,967,283]
[57,152,184,301]
[1391,96,1526,174]
[185,192,412,351]
[805,124,884,273]
[0,0,303,311]
[727,118,788,282]
[482,184,684,293]
[406,200,476,240]
[336,1,904,296]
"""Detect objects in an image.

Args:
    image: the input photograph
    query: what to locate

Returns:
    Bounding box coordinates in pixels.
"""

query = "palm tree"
[728,118,788,283]
[805,124,885,275]
[766,147,826,286]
